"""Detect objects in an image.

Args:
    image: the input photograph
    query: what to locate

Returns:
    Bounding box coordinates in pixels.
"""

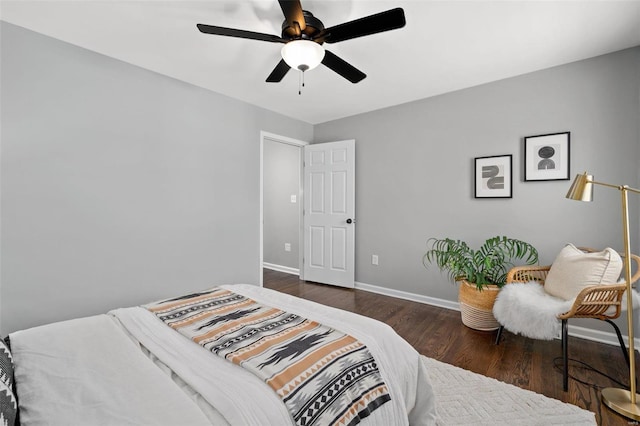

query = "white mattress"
[11,284,437,425]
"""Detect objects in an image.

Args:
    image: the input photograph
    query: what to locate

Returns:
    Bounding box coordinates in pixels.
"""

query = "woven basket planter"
[458,280,501,331]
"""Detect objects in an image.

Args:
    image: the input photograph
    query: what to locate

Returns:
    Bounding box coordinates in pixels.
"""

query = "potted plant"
[423,235,538,331]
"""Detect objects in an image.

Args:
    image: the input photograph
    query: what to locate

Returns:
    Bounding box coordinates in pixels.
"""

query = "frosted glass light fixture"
[281,40,325,72]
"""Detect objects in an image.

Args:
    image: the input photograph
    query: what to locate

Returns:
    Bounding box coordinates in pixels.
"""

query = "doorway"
[259,131,308,286]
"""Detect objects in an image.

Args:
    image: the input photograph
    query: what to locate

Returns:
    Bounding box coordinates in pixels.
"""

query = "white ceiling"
[2,1,640,124]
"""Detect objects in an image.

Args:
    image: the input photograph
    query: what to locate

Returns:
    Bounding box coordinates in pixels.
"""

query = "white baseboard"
[263,262,299,276]
[568,324,640,348]
[355,281,459,311]
[355,280,640,348]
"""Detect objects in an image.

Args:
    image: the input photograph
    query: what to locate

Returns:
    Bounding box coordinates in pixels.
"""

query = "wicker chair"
[495,248,640,391]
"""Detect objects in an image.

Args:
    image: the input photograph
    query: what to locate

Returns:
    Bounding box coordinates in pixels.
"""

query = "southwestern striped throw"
[146,288,391,426]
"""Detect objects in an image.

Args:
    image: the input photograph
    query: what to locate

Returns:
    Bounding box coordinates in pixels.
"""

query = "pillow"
[544,244,623,301]
[0,337,16,426]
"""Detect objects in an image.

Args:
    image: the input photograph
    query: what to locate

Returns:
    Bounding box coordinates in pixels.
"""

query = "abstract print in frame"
[474,155,512,198]
[524,132,570,181]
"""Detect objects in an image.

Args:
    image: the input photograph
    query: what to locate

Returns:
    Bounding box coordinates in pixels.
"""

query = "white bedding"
[11,284,437,425]
[10,315,212,426]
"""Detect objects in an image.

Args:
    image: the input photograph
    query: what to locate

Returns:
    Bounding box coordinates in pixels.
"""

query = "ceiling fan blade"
[322,7,406,44]
[321,50,366,83]
[278,0,306,36]
[266,59,291,82]
[197,24,286,43]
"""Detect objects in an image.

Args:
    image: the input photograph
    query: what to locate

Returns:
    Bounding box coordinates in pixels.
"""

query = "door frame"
[259,131,309,286]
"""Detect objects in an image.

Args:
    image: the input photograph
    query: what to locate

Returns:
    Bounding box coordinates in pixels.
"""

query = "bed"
[3,284,437,425]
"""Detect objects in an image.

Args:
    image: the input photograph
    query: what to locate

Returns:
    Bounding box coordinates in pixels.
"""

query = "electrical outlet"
[284,243,291,252]
[290,195,297,203]
[372,255,379,265]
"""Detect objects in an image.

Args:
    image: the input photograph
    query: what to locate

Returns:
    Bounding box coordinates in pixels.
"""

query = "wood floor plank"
[263,269,631,425]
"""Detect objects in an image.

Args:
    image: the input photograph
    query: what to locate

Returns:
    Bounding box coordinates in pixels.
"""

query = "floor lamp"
[566,172,640,420]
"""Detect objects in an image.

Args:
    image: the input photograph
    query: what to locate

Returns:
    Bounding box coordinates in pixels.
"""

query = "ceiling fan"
[197,0,406,84]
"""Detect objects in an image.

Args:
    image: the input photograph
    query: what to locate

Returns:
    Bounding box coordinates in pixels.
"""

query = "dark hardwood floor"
[264,269,635,426]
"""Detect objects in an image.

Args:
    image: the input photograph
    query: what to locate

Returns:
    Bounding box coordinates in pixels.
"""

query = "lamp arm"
[590,179,625,190]
[624,186,640,196]
[590,180,640,195]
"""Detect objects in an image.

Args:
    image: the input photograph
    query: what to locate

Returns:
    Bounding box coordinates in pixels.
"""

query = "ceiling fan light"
[281,40,325,71]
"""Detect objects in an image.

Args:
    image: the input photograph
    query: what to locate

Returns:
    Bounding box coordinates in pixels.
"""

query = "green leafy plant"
[423,235,539,290]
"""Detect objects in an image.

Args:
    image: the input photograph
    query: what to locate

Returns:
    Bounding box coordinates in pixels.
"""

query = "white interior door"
[303,140,355,288]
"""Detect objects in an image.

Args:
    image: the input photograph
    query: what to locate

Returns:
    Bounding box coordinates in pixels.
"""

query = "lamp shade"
[566,172,593,201]
[281,40,325,72]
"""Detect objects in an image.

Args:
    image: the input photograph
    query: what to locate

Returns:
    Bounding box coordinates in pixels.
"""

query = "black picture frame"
[524,132,570,181]
[474,155,513,198]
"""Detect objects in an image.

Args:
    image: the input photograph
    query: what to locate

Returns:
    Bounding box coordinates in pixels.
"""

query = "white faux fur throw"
[493,282,573,340]
[494,282,640,341]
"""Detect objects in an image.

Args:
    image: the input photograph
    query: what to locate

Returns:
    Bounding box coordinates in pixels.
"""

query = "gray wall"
[314,47,640,332]
[2,20,639,340]
[0,22,313,335]
[263,139,301,269]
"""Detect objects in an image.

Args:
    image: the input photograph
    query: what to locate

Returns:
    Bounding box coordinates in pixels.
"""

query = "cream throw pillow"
[544,243,623,301]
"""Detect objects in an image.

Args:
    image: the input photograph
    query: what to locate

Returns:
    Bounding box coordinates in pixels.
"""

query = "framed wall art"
[524,132,570,181]
[474,155,512,198]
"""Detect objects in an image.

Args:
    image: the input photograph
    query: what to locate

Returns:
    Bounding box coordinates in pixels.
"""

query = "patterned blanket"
[146,288,390,426]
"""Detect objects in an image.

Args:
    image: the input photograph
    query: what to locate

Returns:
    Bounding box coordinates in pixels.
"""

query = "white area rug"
[422,356,596,425]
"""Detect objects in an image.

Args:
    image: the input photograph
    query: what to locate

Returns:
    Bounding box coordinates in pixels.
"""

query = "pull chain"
[297,64,309,95]
[298,71,306,95]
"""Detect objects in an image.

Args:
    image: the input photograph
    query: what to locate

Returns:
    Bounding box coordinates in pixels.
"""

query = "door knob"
[346,218,354,224]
